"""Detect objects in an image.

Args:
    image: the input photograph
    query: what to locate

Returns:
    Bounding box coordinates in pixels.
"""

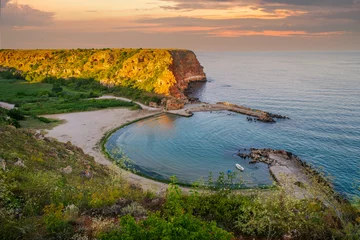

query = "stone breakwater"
[167,102,289,123]
[237,148,333,200]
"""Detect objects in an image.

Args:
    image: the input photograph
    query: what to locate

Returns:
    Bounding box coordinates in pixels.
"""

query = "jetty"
[167,102,288,123]
[237,148,338,207]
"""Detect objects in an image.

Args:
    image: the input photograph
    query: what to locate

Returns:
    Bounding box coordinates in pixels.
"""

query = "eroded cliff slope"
[0,49,206,98]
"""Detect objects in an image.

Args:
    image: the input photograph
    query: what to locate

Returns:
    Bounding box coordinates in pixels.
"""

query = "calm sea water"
[106,52,360,198]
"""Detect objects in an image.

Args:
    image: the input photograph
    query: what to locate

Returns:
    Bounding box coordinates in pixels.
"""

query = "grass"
[19,116,64,130]
[0,77,141,117]
[0,125,359,240]
[0,78,54,103]
[20,99,141,115]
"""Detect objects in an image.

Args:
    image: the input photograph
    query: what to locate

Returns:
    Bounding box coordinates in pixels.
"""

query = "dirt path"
[96,95,160,111]
[0,101,15,110]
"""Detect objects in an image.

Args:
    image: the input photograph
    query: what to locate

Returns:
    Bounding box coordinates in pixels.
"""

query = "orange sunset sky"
[1,0,359,51]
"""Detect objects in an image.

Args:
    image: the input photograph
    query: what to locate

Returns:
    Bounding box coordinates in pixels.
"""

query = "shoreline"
[43,107,174,195]
[43,106,271,195]
[2,96,333,200]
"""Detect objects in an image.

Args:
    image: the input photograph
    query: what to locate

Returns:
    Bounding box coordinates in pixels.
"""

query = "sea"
[106,52,360,199]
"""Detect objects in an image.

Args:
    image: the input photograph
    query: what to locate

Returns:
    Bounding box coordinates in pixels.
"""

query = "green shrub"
[52,83,63,93]
[43,204,73,239]
[99,213,233,240]
[8,109,25,121]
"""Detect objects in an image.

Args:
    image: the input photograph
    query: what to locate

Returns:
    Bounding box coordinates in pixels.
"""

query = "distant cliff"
[0,49,206,98]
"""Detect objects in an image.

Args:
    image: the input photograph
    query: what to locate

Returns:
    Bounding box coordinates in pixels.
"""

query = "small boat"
[236,164,244,171]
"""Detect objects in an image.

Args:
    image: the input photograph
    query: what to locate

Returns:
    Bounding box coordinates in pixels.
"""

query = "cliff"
[0,49,206,99]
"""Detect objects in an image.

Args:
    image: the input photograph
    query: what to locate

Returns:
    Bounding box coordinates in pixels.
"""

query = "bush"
[8,109,25,121]
[99,213,233,240]
[52,83,63,93]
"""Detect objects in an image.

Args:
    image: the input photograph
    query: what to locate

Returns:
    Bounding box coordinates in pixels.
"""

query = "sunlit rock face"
[0,49,206,104]
[168,50,207,99]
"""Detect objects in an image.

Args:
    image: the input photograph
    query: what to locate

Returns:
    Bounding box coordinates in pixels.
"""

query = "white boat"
[236,164,244,171]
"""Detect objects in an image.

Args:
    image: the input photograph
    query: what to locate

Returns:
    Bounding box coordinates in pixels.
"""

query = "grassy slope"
[0,49,178,96]
[0,126,232,240]
[0,78,141,116]
[0,126,359,239]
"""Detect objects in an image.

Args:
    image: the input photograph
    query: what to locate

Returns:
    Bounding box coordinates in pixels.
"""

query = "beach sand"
[44,107,172,194]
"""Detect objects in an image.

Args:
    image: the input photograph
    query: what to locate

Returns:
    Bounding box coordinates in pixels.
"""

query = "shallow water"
[106,113,274,187]
[107,52,360,198]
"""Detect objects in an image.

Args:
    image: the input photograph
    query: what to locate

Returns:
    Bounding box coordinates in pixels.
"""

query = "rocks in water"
[269,113,290,120]
[61,165,73,174]
[238,153,249,159]
[258,114,275,123]
[14,158,26,168]
[246,117,258,122]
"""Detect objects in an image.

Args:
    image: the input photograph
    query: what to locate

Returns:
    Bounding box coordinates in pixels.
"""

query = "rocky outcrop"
[237,148,333,200]
[168,50,206,99]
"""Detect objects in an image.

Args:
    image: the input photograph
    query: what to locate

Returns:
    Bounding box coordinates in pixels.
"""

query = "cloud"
[1,0,54,28]
[160,0,256,11]
[261,0,357,7]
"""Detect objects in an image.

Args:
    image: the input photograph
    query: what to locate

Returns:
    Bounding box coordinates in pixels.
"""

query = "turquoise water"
[106,52,360,198]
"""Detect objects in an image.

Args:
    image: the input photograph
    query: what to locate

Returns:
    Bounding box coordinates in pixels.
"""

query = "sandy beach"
[43,104,174,194]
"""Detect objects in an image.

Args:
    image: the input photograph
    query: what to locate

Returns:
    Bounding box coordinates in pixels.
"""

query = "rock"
[33,132,45,140]
[61,166,73,174]
[0,158,6,171]
[64,204,79,221]
[129,183,142,191]
[14,158,26,168]
[66,149,75,155]
[149,102,158,108]
[238,153,249,159]
[165,98,185,110]
[81,165,93,179]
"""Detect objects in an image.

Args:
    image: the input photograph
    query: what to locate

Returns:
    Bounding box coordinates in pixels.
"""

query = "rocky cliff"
[0,49,206,100]
[168,50,206,99]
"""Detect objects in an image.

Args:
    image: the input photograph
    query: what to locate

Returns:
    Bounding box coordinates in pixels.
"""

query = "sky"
[0,0,360,51]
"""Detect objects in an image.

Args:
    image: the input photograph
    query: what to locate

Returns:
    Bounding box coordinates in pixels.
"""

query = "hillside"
[0,49,206,99]
[0,124,359,239]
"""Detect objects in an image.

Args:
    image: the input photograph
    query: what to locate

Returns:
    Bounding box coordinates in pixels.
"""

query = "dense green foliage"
[0,108,24,128]
[43,77,163,105]
[0,126,359,239]
[0,49,179,95]
[20,99,140,115]
[0,77,141,116]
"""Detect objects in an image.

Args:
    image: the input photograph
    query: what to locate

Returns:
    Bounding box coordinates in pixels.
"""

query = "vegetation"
[0,49,180,95]
[0,125,359,239]
[0,49,359,239]
[20,99,140,115]
[0,76,141,120]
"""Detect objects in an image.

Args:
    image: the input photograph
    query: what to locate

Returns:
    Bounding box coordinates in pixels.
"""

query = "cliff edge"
[0,49,206,102]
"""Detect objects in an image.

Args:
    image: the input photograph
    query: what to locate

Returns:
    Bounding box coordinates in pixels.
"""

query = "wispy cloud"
[1,0,54,28]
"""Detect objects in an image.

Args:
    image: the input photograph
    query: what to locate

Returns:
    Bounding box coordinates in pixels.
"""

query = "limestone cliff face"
[0,49,206,100]
[168,50,207,99]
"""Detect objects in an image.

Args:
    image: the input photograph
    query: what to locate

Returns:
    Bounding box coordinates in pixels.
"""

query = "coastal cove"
[103,52,360,198]
[104,112,275,188]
